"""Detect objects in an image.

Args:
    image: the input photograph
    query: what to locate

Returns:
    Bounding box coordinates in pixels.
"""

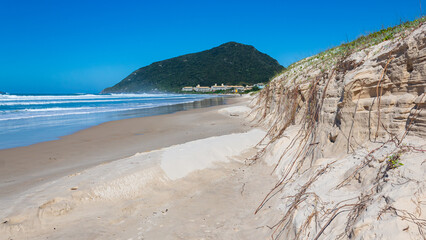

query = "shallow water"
[0,93,225,149]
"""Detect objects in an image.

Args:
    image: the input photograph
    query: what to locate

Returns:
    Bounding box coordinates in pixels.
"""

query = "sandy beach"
[1,9,425,240]
[0,97,247,196]
[0,96,281,240]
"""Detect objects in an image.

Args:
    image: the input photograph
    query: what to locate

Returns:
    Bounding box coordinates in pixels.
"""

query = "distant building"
[194,84,211,92]
[227,85,245,91]
[181,86,193,92]
[211,83,228,91]
[182,83,253,93]
[244,85,253,91]
[255,83,265,89]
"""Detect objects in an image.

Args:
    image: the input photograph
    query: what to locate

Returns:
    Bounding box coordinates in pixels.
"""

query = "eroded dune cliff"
[249,19,426,239]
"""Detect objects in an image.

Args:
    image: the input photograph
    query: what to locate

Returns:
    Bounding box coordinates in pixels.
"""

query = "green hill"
[101,42,284,93]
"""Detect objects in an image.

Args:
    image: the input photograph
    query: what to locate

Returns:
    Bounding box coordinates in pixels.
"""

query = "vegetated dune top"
[247,17,426,239]
[101,42,284,93]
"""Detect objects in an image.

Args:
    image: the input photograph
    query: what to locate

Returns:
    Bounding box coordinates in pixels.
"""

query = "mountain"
[101,42,284,93]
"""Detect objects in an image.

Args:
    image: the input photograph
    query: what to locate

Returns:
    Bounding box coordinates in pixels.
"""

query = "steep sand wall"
[249,22,426,239]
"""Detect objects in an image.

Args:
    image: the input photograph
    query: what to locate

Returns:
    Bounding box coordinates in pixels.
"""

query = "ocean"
[0,93,225,150]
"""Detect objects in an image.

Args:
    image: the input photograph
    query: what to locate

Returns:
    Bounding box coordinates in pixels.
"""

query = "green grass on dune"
[274,16,426,79]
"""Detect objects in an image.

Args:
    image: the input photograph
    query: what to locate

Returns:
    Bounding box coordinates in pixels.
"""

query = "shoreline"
[0,95,229,150]
[0,96,249,197]
[0,94,283,240]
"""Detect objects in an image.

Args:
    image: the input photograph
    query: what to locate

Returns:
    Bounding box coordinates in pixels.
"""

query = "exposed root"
[248,21,426,239]
[375,56,395,140]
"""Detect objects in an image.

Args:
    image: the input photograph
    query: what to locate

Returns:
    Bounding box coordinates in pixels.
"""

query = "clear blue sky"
[0,0,423,93]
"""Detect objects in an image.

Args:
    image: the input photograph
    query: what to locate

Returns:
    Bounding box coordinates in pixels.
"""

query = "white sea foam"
[22,107,95,112]
[0,105,157,121]
[0,98,206,121]
[0,94,203,106]
[0,94,99,100]
[0,99,140,106]
[0,94,218,149]
[0,93,195,101]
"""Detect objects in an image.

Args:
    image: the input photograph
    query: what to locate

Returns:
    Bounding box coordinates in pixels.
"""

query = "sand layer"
[248,22,426,239]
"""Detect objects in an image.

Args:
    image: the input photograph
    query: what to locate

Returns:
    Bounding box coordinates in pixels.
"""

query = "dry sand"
[0,96,281,240]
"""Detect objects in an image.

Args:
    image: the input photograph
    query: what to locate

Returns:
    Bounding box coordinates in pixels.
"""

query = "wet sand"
[0,97,249,196]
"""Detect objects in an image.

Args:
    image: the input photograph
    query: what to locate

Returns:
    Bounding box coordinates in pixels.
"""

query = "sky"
[0,0,423,94]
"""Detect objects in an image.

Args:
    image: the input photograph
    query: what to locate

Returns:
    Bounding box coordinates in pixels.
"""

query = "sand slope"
[0,103,282,239]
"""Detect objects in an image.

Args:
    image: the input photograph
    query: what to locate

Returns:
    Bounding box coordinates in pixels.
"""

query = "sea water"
[0,93,225,150]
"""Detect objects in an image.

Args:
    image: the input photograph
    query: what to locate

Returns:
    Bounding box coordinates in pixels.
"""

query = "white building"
[211,83,228,91]
[181,86,193,92]
[194,84,211,92]
[227,85,245,91]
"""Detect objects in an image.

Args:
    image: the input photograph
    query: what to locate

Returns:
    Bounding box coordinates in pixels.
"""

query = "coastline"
[0,94,227,150]
[1,17,424,240]
[0,94,282,240]
[0,96,248,196]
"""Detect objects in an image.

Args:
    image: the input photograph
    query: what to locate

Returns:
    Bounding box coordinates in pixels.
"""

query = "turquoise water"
[0,93,224,150]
